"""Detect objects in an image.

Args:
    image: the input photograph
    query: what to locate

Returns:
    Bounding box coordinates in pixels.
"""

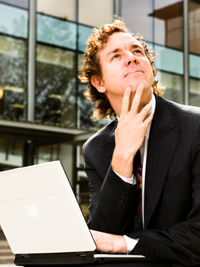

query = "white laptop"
[0,161,146,265]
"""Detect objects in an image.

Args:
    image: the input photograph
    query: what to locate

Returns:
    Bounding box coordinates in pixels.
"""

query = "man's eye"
[112,54,120,60]
[134,50,142,54]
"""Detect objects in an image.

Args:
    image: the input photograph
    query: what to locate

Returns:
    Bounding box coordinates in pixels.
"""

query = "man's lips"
[125,69,144,78]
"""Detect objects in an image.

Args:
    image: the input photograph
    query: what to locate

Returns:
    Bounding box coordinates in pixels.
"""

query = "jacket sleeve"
[83,142,137,235]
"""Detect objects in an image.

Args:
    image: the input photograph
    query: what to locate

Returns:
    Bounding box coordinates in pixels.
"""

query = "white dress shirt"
[115,94,156,253]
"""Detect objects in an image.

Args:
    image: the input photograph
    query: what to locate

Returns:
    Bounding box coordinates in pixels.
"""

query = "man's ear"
[91,76,106,93]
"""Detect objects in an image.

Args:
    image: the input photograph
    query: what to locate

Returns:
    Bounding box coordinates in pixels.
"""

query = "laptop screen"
[0,161,96,254]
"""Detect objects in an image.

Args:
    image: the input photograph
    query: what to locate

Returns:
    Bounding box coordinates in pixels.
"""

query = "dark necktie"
[133,150,143,231]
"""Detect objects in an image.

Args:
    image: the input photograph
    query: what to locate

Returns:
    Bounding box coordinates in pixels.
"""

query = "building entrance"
[0,121,93,245]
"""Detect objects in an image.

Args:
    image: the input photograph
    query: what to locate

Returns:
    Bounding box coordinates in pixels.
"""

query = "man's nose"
[125,52,139,67]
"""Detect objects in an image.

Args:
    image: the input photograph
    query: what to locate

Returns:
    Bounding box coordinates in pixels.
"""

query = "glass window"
[78,53,112,130]
[0,2,28,38]
[0,35,27,121]
[189,78,200,107]
[35,143,73,184]
[153,44,183,75]
[58,144,73,185]
[37,0,76,21]
[0,138,23,169]
[35,45,76,128]
[76,170,90,220]
[77,82,109,130]
[78,52,85,71]
[154,0,183,50]
[121,0,153,42]
[189,54,200,79]
[78,0,113,27]
[37,14,76,50]
[76,144,90,220]
[34,144,60,164]
[189,0,200,55]
[76,144,85,169]
[156,70,184,104]
[77,83,94,130]
[0,0,28,8]
[78,25,93,52]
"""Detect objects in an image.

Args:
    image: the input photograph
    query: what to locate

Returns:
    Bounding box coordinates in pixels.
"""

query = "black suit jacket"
[83,94,200,266]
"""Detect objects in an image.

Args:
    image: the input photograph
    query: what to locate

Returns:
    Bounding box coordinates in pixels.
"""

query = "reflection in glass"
[35,143,73,184]
[78,83,109,130]
[0,35,27,121]
[37,14,76,50]
[37,0,75,21]
[0,0,28,8]
[190,78,200,107]
[78,54,109,130]
[121,0,153,42]
[78,25,93,52]
[0,138,23,169]
[76,144,89,220]
[78,0,113,27]
[153,0,183,50]
[154,44,183,75]
[156,70,183,104]
[189,54,200,79]
[35,45,76,128]
[76,144,84,169]
[189,0,200,55]
[78,53,85,71]
[35,144,60,164]
[0,3,28,38]
[76,170,89,221]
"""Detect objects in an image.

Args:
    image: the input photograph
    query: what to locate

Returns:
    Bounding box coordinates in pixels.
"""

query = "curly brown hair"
[79,20,165,120]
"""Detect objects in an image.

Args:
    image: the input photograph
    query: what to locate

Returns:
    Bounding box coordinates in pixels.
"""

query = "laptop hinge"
[20,254,30,258]
[76,252,89,257]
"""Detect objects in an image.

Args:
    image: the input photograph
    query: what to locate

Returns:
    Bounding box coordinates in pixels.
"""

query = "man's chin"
[127,83,143,93]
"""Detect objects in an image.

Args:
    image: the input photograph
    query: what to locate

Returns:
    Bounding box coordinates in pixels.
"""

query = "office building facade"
[0,0,199,225]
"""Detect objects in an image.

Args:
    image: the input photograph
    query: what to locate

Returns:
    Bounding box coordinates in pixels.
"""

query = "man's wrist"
[112,235,128,254]
[112,155,133,178]
[114,170,137,185]
[124,235,139,254]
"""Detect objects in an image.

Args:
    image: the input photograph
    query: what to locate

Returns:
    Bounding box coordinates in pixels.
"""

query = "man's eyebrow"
[130,44,143,50]
[107,48,121,57]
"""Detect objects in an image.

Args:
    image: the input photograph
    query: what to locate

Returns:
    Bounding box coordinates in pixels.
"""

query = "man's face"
[94,32,154,114]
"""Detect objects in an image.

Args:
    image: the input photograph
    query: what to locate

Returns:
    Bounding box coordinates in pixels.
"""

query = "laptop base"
[15,252,147,266]
[15,252,96,266]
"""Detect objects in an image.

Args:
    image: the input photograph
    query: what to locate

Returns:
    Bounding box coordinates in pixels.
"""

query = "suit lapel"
[144,95,179,228]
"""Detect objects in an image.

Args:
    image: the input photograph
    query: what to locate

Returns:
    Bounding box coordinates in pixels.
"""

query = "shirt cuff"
[124,235,139,254]
[114,171,137,185]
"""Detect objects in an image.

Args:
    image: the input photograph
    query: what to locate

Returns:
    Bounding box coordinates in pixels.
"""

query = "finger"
[120,87,132,118]
[143,113,153,128]
[139,103,152,121]
[130,83,144,115]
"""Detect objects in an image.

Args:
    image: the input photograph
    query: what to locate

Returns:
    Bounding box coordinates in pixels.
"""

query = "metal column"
[27,0,36,122]
[183,0,189,105]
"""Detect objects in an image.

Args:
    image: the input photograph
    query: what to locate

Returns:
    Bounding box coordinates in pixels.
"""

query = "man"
[79,20,200,267]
